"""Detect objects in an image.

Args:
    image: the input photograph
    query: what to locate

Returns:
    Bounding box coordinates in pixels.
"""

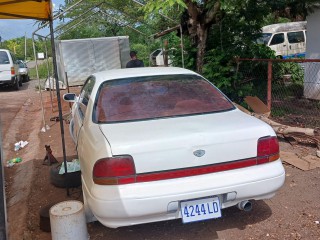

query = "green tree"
[59,0,320,74]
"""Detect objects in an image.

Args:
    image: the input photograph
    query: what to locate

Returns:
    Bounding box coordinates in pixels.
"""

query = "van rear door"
[287,31,306,58]
[0,51,11,81]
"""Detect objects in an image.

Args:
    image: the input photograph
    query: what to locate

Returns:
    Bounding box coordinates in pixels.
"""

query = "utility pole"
[25,32,27,61]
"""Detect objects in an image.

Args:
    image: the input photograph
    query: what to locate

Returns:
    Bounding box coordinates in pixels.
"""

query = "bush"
[29,59,53,80]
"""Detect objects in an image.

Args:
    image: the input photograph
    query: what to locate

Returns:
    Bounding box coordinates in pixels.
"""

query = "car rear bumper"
[83,160,285,228]
[0,77,15,85]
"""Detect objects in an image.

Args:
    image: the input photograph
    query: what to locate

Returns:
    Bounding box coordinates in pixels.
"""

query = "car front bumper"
[83,160,285,228]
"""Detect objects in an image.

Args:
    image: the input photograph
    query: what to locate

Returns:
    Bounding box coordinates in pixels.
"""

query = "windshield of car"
[0,51,9,65]
[19,62,26,68]
[94,74,234,123]
[256,33,272,45]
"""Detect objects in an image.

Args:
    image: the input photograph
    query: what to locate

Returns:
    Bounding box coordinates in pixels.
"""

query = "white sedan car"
[63,67,285,228]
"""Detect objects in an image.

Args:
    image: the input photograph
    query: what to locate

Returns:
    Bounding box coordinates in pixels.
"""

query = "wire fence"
[234,59,320,128]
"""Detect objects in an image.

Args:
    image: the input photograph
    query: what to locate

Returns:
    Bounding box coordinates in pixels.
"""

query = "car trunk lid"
[99,109,274,174]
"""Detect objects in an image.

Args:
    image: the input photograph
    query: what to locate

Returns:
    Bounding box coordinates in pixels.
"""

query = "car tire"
[50,163,81,188]
[18,76,22,87]
[13,77,19,90]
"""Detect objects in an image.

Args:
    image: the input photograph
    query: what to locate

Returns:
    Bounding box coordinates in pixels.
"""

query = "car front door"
[73,77,95,147]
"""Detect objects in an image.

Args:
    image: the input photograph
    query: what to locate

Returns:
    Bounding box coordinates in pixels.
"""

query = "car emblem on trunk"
[193,149,205,157]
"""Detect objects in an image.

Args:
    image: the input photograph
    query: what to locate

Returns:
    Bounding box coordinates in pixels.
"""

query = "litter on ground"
[14,141,29,151]
[59,159,81,174]
[7,157,22,167]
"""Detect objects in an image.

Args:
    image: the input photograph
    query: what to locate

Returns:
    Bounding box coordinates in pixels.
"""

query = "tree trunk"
[196,25,208,74]
[185,0,220,74]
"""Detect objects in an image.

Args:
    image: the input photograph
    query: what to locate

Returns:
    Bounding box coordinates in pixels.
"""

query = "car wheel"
[18,76,22,87]
[27,75,30,82]
[13,77,19,90]
[50,163,81,188]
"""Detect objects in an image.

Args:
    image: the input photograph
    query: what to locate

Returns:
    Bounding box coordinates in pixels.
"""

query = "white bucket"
[50,200,89,240]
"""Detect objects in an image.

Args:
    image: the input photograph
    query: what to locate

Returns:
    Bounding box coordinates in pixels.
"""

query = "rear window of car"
[0,51,9,65]
[94,74,234,123]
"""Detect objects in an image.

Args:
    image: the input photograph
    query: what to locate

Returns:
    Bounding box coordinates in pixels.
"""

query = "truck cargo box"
[55,36,130,86]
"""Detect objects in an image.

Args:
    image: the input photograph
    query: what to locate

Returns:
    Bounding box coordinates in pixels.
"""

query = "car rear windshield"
[0,51,9,65]
[94,74,234,123]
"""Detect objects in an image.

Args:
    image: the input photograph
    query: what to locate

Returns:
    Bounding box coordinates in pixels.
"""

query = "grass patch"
[29,59,53,79]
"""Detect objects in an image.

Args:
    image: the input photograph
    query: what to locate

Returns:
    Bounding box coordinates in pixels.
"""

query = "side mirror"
[63,93,77,102]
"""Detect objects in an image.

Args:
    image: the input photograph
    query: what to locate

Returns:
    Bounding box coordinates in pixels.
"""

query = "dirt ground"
[1,81,320,240]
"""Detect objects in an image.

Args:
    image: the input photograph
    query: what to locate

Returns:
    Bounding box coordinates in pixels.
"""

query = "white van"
[257,21,307,59]
[150,48,173,66]
[0,49,22,90]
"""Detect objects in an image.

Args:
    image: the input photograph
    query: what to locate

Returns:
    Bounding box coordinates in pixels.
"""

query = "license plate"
[180,196,221,223]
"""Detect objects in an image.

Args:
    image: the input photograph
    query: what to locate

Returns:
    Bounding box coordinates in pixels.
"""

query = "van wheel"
[13,77,19,90]
[18,76,22,87]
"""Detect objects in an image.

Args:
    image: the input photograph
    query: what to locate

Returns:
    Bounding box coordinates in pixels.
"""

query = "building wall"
[304,10,320,100]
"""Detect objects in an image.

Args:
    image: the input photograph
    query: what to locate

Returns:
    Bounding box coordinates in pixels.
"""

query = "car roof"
[92,67,200,83]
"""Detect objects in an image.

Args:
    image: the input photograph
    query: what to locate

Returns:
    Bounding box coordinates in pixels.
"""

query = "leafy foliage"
[29,59,53,79]
[2,37,32,60]
[273,62,304,84]
[201,0,276,101]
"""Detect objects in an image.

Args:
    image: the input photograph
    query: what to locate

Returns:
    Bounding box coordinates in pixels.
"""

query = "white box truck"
[55,36,131,86]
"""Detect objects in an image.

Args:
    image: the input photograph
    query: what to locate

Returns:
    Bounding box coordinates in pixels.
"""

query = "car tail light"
[257,136,280,164]
[93,155,136,185]
[11,67,15,75]
[93,137,280,185]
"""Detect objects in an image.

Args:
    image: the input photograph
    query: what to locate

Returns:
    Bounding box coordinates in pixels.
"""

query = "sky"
[0,0,65,41]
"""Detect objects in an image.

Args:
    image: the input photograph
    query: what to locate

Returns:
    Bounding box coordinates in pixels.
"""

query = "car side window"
[270,33,285,46]
[78,77,95,118]
[287,31,305,44]
[10,52,16,63]
[0,52,9,64]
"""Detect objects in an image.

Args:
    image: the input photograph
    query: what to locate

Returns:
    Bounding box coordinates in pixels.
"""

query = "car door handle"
[283,45,286,47]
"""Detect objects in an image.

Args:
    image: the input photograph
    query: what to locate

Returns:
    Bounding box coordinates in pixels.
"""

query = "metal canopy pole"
[43,37,54,112]
[49,19,70,196]
[32,34,47,131]
[31,0,85,132]
[100,11,148,36]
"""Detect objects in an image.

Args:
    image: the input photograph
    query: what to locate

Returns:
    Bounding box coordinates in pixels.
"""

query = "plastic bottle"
[10,157,22,163]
